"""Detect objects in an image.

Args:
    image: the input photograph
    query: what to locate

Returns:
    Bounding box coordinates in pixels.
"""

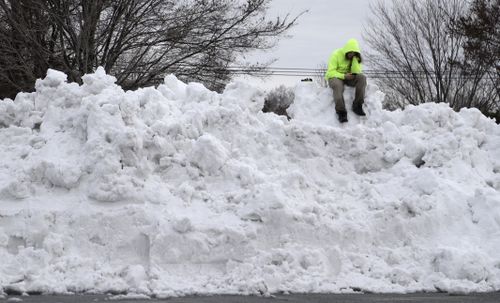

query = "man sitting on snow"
[325,38,367,123]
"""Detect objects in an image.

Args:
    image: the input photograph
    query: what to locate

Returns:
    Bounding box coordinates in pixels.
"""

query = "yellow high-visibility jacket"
[325,39,362,80]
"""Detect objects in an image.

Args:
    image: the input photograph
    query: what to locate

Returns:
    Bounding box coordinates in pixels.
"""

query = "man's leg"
[328,78,346,113]
[353,74,367,112]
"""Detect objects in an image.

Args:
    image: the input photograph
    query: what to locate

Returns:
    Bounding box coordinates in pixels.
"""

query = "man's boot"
[337,111,348,123]
[353,103,366,116]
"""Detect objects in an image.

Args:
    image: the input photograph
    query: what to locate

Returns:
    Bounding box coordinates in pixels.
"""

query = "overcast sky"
[238,0,389,89]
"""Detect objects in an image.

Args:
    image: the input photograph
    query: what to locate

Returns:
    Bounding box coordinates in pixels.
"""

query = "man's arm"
[351,56,362,74]
[325,54,345,80]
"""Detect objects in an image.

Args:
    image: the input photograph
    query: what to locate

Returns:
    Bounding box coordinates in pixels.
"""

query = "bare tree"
[364,0,498,113]
[451,0,500,107]
[263,85,294,119]
[0,0,52,97]
[313,62,328,88]
[0,0,300,98]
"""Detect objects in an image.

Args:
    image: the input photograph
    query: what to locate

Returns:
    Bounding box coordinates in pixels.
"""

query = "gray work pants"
[328,74,367,113]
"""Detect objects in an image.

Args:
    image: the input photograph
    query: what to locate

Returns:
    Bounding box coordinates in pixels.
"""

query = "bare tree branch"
[364,0,498,113]
[0,0,301,98]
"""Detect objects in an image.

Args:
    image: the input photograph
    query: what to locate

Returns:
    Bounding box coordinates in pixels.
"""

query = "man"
[325,38,367,123]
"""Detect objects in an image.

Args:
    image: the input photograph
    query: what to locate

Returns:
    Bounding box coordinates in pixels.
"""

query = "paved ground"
[1,293,500,303]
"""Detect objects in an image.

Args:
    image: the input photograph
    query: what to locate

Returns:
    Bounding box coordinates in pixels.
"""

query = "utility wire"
[201,67,499,80]
[124,65,499,80]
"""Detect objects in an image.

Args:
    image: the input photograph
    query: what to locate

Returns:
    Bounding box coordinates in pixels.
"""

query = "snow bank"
[0,67,499,297]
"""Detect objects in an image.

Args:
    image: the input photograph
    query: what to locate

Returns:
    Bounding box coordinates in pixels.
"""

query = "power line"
[122,64,499,80]
[198,66,499,79]
[200,67,500,80]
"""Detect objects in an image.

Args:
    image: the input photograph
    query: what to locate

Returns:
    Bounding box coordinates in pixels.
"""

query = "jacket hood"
[342,39,361,54]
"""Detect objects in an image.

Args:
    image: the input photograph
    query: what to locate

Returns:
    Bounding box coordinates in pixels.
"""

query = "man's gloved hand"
[345,73,356,81]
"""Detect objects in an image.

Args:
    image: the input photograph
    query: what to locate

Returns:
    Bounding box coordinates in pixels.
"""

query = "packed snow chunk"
[42,232,65,257]
[82,66,118,95]
[158,74,188,100]
[185,82,217,105]
[0,228,8,247]
[468,189,500,235]
[35,69,68,90]
[172,217,193,234]
[432,249,491,283]
[222,80,265,113]
[88,171,142,202]
[407,169,438,196]
[189,134,230,174]
[1,179,30,200]
[0,97,37,128]
[0,99,17,127]
[42,161,82,189]
[121,265,150,294]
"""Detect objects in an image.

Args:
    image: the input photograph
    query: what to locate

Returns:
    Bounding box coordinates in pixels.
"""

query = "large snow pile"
[1,68,500,297]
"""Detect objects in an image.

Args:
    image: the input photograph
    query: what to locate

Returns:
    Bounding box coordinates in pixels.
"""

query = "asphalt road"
[1,293,500,303]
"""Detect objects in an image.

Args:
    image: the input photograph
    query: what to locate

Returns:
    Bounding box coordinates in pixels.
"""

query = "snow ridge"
[0,68,499,296]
